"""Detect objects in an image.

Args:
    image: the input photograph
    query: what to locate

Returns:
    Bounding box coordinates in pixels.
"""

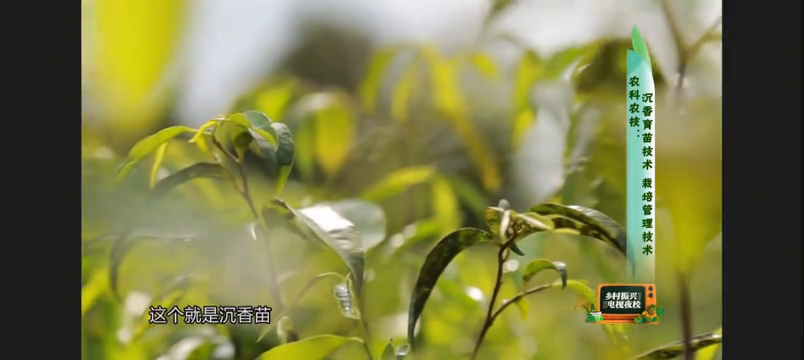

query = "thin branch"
[678,272,695,360]
[491,283,553,322]
[211,135,285,309]
[661,0,722,95]
[470,242,509,359]
[685,16,722,62]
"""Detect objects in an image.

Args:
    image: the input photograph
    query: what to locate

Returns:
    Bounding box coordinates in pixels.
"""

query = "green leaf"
[149,142,169,189]
[634,332,723,360]
[360,47,398,112]
[382,339,395,360]
[239,111,281,165]
[407,228,494,349]
[116,125,196,183]
[256,335,363,360]
[238,111,279,147]
[485,205,554,246]
[328,199,387,251]
[466,52,500,79]
[214,118,253,160]
[271,122,295,194]
[149,163,227,202]
[563,279,597,307]
[314,98,355,177]
[514,50,543,110]
[270,200,365,294]
[418,46,501,192]
[529,203,627,256]
[361,166,436,202]
[631,26,651,64]
[521,259,567,288]
[696,327,722,360]
[543,45,598,80]
[391,64,418,122]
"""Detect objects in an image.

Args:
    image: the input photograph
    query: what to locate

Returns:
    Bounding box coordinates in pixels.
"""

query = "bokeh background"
[81,0,722,359]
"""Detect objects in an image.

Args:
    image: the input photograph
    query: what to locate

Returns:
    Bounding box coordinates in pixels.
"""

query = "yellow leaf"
[360,47,398,112]
[418,46,502,192]
[362,166,437,202]
[89,0,188,145]
[314,100,355,177]
[466,52,500,80]
[257,335,363,360]
[149,142,169,188]
[512,107,537,149]
[391,65,418,122]
[514,50,544,109]
[82,270,109,316]
[255,78,298,120]
[432,176,461,235]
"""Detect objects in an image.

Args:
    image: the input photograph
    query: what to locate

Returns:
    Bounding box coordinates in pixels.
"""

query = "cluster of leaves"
[105,111,383,359]
[406,199,628,358]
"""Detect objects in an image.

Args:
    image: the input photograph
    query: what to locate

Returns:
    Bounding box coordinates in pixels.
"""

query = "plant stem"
[470,244,508,359]
[491,283,553,322]
[211,137,285,309]
[678,271,695,360]
[661,0,722,97]
[359,316,375,360]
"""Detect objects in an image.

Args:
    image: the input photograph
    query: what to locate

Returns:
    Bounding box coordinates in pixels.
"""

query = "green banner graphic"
[626,26,655,283]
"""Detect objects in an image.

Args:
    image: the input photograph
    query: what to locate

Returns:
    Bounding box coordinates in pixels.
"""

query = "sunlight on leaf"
[82,269,109,316]
[89,0,187,145]
[149,141,169,188]
[271,200,365,293]
[116,125,196,183]
[521,259,567,288]
[255,78,298,120]
[408,228,494,349]
[242,110,279,147]
[313,98,355,177]
[362,166,437,202]
[329,199,388,250]
[256,335,363,360]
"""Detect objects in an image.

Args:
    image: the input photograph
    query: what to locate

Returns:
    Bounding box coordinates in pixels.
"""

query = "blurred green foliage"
[82,10,723,358]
